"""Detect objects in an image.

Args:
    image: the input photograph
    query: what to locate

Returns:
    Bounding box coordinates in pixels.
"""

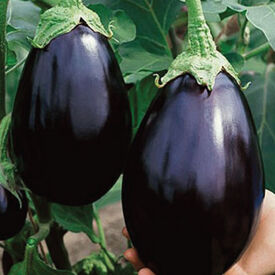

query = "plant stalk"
[46,222,72,270]
[30,193,52,224]
[0,0,9,120]
[93,206,106,249]
[243,42,270,60]
[185,0,216,57]
[93,206,115,272]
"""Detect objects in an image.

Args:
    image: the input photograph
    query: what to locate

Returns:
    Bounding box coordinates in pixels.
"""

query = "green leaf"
[128,75,159,137]
[5,221,34,262]
[204,12,221,22]
[221,1,275,51]
[89,0,182,55]
[111,10,136,44]
[241,64,275,192]
[7,261,23,275]
[0,114,22,204]
[222,0,247,12]
[8,0,41,38]
[242,57,266,73]
[88,4,136,45]
[7,30,31,51]
[95,177,122,209]
[202,0,227,20]
[6,49,17,66]
[240,0,270,5]
[52,203,100,243]
[9,247,75,275]
[245,4,275,51]
[202,0,227,14]
[119,41,172,83]
[224,52,244,73]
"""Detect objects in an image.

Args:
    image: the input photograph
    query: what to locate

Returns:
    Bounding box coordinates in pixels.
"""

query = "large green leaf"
[219,0,275,50]
[241,64,275,192]
[201,0,227,21]
[88,0,182,55]
[8,248,75,275]
[119,41,172,83]
[128,75,159,137]
[202,0,227,13]
[51,203,100,243]
[95,177,122,209]
[8,0,41,38]
[88,4,136,45]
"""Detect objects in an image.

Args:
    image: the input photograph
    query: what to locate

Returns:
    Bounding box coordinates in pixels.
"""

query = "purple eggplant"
[11,24,131,205]
[0,186,27,240]
[122,73,264,275]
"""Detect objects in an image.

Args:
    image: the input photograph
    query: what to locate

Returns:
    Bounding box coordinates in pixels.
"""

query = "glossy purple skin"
[0,186,27,240]
[11,24,131,205]
[122,73,264,275]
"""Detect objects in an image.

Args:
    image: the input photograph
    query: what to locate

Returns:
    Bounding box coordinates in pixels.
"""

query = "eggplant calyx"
[32,0,112,49]
[155,44,240,91]
[155,0,240,91]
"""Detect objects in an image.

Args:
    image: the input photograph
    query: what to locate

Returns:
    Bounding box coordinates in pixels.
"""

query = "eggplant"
[0,186,27,240]
[11,24,131,205]
[2,250,13,275]
[122,73,264,275]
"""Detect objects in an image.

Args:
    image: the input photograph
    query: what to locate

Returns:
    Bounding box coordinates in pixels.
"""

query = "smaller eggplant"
[2,250,13,275]
[0,186,27,240]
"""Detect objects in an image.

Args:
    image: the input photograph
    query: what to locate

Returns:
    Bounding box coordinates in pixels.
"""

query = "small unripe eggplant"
[0,186,27,240]
[2,250,13,275]
[11,24,131,205]
[122,73,264,275]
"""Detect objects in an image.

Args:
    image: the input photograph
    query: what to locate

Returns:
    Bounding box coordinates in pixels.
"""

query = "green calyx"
[32,0,112,49]
[155,0,240,91]
[0,114,22,206]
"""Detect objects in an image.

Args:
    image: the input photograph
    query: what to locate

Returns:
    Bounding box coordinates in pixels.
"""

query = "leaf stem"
[0,0,9,120]
[243,42,270,60]
[28,207,49,264]
[28,222,50,245]
[93,206,106,248]
[93,206,115,272]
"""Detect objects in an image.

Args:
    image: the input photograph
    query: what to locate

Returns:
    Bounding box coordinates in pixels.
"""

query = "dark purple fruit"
[0,186,27,240]
[11,24,131,206]
[122,73,264,275]
[2,250,13,275]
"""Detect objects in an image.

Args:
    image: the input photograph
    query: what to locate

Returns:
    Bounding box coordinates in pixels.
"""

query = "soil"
[0,202,127,274]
